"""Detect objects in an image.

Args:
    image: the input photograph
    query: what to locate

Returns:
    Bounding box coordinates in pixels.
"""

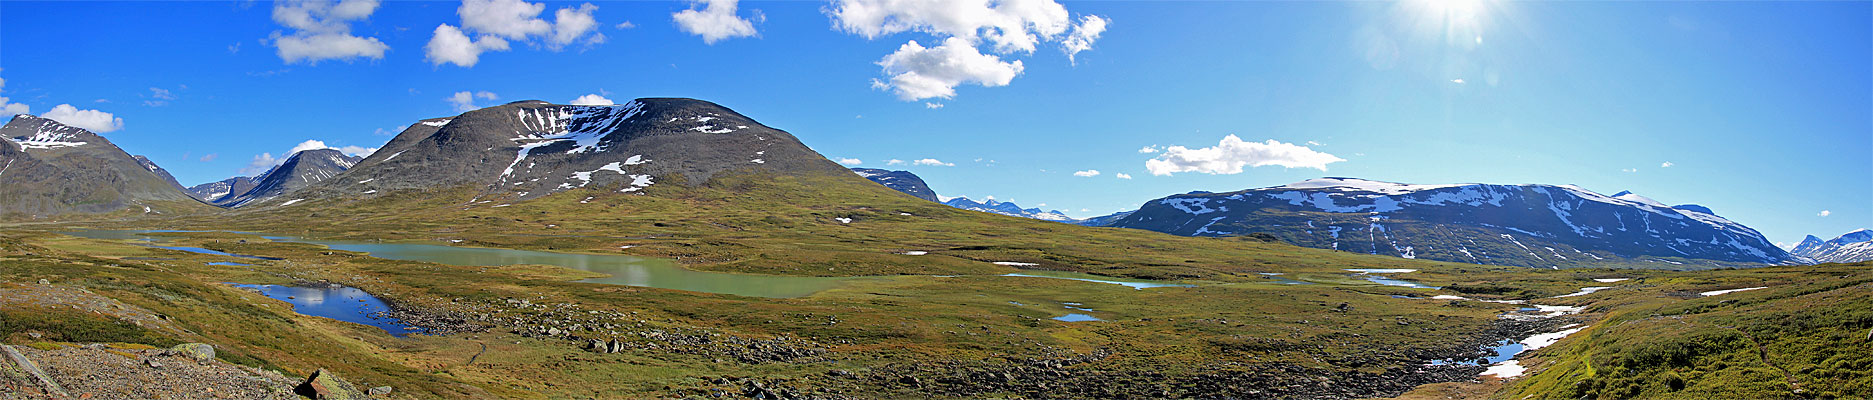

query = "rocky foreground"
[0,342,384,400]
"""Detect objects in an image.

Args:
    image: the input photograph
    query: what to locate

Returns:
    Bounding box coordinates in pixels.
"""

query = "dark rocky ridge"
[132,155,185,191]
[852,168,939,202]
[0,114,202,215]
[311,98,851,200]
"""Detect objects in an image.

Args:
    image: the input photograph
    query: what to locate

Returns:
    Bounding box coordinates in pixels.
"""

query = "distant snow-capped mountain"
[1791,229,1873,264]
[852,168,938,202]
[943,197,1079,222]
[186,176,259,203]
[1098,177,1792,268]
[217,149,360,207]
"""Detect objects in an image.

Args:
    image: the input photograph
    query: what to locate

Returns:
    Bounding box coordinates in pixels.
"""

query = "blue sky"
[1,0,1867,246]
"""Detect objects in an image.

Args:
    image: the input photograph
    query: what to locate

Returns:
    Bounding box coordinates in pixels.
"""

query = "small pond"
[230,283,425,337]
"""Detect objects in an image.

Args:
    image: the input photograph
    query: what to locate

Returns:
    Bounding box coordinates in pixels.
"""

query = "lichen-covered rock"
[294,368,370,400]
[168,343,215,361]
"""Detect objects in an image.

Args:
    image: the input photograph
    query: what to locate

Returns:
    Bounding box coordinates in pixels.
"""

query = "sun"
[1400,0,1495,46]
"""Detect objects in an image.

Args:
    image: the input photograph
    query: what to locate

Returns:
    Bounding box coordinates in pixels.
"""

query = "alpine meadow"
[1,0,1869,399]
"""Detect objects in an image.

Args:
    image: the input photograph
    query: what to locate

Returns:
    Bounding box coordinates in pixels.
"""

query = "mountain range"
[1791,229,1873,264]
[1092,177,1790,268]
[1,101,1835,271]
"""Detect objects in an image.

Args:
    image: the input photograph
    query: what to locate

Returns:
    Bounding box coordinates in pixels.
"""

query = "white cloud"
[873,38,1024,101]
[924,102,944,109]
[1660,161,1674,168]
[199,154,218,162]
[1819,210,1831,217]
[1145,135,1345,176]
[1114,173,1132,179]
[548,3,604,48]
[446,91,498,112]
[241,153,281,176]
[1137,145,1159,154]
[828,0,1106,101]
[424,24,511,67]
[1621,168,1638,173]
[1060,15,1107,64]
[0,77,26,118]
[1306,141,1323,146]
[1072,169,1100,177]
[886,159,905,165]
[42,104,124,133]
[145,87,177,107]
[269,0,390,64]
[836,158,863,165]
[913,158,954,166]
[428,0,605,67]
[829,0,1071,54]
[373,125,406,136]
[569,93,614,105]
[616,21,636,29]
[673,0,761,44]
[1450,78,1465,84]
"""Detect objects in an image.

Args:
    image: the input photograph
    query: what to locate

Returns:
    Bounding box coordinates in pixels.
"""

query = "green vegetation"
[3,171,1863,398]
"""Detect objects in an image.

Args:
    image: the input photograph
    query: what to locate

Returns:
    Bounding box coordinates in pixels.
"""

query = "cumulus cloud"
[241,153,281,176]
[1621,168,1638,173]
[828,0,1106,101]
[886,159,905,165]
[1060,15,1107,65]
[269,0,390,64]
[1137,145,1159,154]
[0,77,27,118]
[913,158,954,167]
[1144,135,1345,176]
[1660,161,1674,168]
[427,0,605,67]
[425,24,511,67]
[569,93,614,105]
[447,91,498,112]
[673,0,761,44]
[837,158,863,166]
[924,102,944,109]
[1819,210,1831,217]
[873,38,1024,100]
[1114,173,1132,179]
[43,104,124,133]
[1072,169,1099,177]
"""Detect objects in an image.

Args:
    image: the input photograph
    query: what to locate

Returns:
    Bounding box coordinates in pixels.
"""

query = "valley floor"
[1,217,1868,399]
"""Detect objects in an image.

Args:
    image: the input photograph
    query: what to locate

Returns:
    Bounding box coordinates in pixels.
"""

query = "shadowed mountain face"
[0,115,201,215]
[1103,177,1792,268]
[309,98,849,201]
[132,155,185,190]
[186,176,260,203]
[217,149,360,207]
[852,168,939,202]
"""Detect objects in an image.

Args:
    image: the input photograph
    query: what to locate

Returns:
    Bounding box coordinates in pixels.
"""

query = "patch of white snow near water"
[278,199,305,207]
[993,262,1039,266]
[1700,287,1767,296]
[1344,269,1417,274]
[900,251,928,255]
[1593,278,1630,283]
[1554,287,1613,298]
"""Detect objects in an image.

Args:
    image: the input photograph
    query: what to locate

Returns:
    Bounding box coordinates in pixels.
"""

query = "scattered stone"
[146,359,164,368]
[368,386,393,396]
[37,279,50,285]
